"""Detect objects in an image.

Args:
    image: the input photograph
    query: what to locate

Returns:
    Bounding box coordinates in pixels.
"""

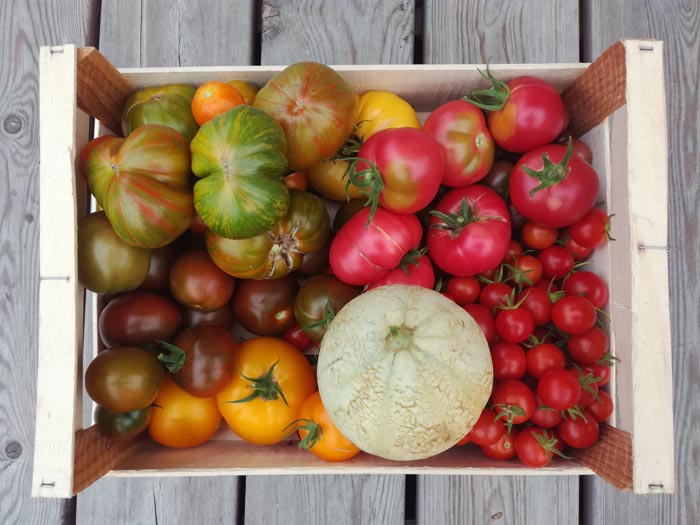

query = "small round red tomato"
[530,395,564,428]
[515,427,562,467]
[563,271,609,309]
[481,429,518,460]
[283,170,308,190]
[466,408,506,446]
[232,276,299,336]
[564,236,594,260]
[582,363,612,387]
[552,295,597,335]
[365,252,435,291]
[521,222,558,250]
[490,342,527,380]
[567,326,608,365]
[491,379,537,429]
[171,325,238,397]
[468,74,569,153]
[516,287,552,327]
[330,207,422,286]
[479,282,514,313]
[422,100,495,187]
[558,410,600,449]
[427,185,511,277]
[506,240,523,261]
[587,390,614,422]
[538,246,574,279]
[446,276,481,305]
[526,343,566,379]
[509,255,542,288]
[510,143,599,228]
[463,303,496,345]
[170,250,235,311]
[570,208,612,248]
[495,307,534,344]
[537,369,581,410]
[577,376,600,408]
[283,323,314,351]
[295,275,361,343]
[349,128,444,215]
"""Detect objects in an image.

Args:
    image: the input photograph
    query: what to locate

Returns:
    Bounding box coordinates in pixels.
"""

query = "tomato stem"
[522,138,575,196]
[430,198,484,238]
[145,340,186,373]
[493,403,526,436]
[398,247,426,274]
[282,418,324,450]
[227,360,288,406]
[300,299,336,335]
[534,429,571,461]
[463,64,511,111]
[341,156,385,227]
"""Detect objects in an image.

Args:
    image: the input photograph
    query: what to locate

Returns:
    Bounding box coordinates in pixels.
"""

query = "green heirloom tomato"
[94,405,152,440]
[78,211,151,294]
[121,84,199,142]
[206,190,330,279]
[191,105,289,239]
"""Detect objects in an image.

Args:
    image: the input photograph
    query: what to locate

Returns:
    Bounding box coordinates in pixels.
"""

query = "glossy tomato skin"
[479,283,514,313]
[284,170,308,191]
[254,62,356,170]
[516,287,552,326]
[522,222,558,250]
[354,90,421,141]
[463,304,496,345]
[466,408,506,446]
[94,405,152,440]
[170,250,235,311]
[85,347,164,412]
[296,391,361,462]
[171,325,238,397]
[480,160,513,199]
[365,254,435,291]
[495,308,535,344]
[191,81,245,126]
[557,410,600,449]
[228,80,258,105]
[587,390,614,422]
[423,100,495,187]
[563,271,609,309]
[295,275,361,343]
[283,323,314,351]
[526,343,566,379]
[570,208,610,248]
[180,304,235,330]
[539,246,575,279]
[491,379,537,426]
[551,295,597,335]
[297,236,331,276]
[530,395,564,428]
[139,245,178,292]
[515,427,557,467]
[99,291,181,348]
[121,84,198,141]
[333,199,367,232]
[233,276,299,336]
[488,77,569,153]
[446,276,481,305]
[355,128,444,214]
[480,428,518,460]
[537,369,581,410]
[329,207,422,286]
[149,375,222,448]
[427,185,511,277]
[510,144,599,228]
[567,326,608,365]
[490,342,527,381]
[217,337,316,445]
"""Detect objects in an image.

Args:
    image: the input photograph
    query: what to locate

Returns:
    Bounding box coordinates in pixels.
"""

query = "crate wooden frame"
[33,39,672,498]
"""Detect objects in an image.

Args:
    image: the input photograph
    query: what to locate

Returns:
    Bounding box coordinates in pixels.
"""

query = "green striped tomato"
[191,106,289,240]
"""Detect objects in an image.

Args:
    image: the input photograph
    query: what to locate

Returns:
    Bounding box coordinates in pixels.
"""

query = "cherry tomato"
[191,81,245,125]
[491,380,537,429]
[515,427,561,467]
[170,250,235,312]
[445,276,481,305]
[552,295,597,335]
[479,282,514,313]
[570,208,612,248]
[521,222,558,250]
[466,408,506,446]
[463,303,496,345]
[564,236,594,260]
[537,369,581,410]
[582,363,612,387]
[556,135,593,164]
[538,246,575,279]
[427,185,511,277]
[495,307,534,344]
[490,342,527,380]
[283,170,308,190]
[509,255,542,287]
[563,271,609,309]
[526,343,566,379]
[578,378,600,408]
[587,390,614,422]
[232,276,299,336]
[506,240,523,261]
[557,410,600,449]
[530,395,564,428]
[567,326,608,365]
[480,428,518,460]
[516,287,552,327]
[365,252,435,291]
[283,324,314,352]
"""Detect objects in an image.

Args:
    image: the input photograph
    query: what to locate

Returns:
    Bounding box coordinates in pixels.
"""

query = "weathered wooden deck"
[1,1,697,523]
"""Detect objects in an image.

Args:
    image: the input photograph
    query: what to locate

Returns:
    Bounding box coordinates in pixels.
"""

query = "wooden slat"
[424,0,579,63]
[581,0,697,520]
[0,0,99,519]
[75,2,253,522]
[260,0,415,64]
[417,1,581,523]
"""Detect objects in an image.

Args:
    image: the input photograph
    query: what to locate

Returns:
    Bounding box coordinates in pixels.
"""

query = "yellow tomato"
[354,90,421,141]
[149,375,222,448]
[216,337,316,445]
[307,159,364,202]
[228,80,259,105]
[293,391,360,462]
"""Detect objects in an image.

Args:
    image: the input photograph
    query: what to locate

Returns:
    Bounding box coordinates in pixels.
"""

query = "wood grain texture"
[0,0,98,521]
[260,0,415,64]
[424,0,579,63]
[244,475,405,524]
[581,0,698,520]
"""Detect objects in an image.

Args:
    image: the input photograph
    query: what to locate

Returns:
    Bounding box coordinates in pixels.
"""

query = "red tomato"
[365,253,435,291]
[515,427,561,467]
[468,75,568,153]
[283,170,309,191]
[445,276,481,305]
[481,429,518,460]
[463,303,496,345]
[526,343,566,379]
[556,135,593,164]
[350,128,444,215]
[283,323,314,351]
[564,236,594,260]
[538,246,574,279]
[521,222,558,250]
[530,395,564,428]
[467,408,506,446]
[587,390,614,422]
[510,143,599,228]
[558,410,600,449]
[479,282,514,313]
[506,239,523,262]
[551,295,597,335]
[567,326,608,365]
[491,379,537,430]
[189,213,207,235]
[516,287,552,327]
[422,100,495,187]
[537,369,581,410]
[427,185,511,277]
[490,342,527,381]
[509,255,543,287]
[329,207,422,286]
[495,307,534,344]
[581,364,612,387]
[570,208,612,248]
[563,271,609,309]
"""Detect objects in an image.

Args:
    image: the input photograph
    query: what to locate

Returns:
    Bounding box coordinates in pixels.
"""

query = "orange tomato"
[191,81,245,126]
[216,337,316,445]
[228,80,259,105]
[292,391,360,461]
[283,170,308,191]
[149,375,222,448]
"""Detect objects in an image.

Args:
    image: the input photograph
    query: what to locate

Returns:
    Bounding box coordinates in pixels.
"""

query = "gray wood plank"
[0,1,100,524]
[424,0,579,63]
[244,475,405,525]
[581,1,699,522]
[417,1,580,523]
[261,0,415,64]
[76,3,255,523]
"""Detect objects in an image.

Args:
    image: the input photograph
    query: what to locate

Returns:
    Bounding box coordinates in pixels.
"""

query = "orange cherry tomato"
[148,375,222,448]
[228,80,259,105]
[291,391,360,462]
[216,337,316,445]
[284,170,308,191]
[191,81,245,126]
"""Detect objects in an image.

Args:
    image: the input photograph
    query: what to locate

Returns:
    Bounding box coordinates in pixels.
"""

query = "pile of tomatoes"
[78,61,615,467]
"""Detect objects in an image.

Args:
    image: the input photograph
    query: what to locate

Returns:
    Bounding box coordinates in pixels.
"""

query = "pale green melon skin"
[317,285,493,461]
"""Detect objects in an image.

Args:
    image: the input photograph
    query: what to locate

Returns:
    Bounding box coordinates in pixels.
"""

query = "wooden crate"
[32,40,672,498]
